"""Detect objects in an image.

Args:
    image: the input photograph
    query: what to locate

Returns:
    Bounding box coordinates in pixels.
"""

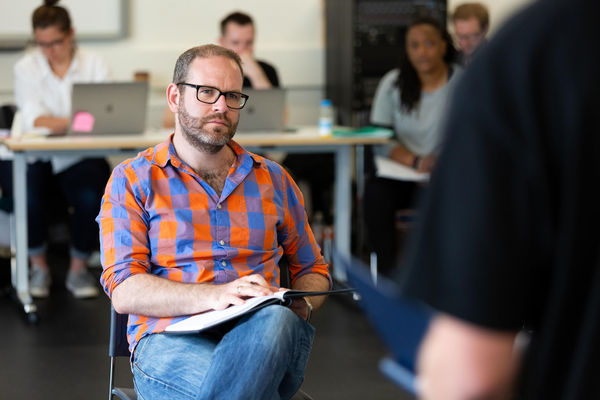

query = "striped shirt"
[97,135,330,352]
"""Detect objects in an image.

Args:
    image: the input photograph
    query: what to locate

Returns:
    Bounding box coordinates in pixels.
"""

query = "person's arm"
[389,144,418,168]
[288,273,331,320]
[239,52,273,89]
[277,169,331,319]
[33,115,70,133]
[112,272,275,317]
[417,314,521,400]
[14,58,61,132]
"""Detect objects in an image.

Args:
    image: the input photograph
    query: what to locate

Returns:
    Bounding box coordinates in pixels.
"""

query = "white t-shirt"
[13,48,110,172]
[370,66,462,157]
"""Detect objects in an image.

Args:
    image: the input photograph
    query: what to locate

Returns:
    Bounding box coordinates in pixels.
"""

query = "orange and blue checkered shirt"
[97,135,330,352]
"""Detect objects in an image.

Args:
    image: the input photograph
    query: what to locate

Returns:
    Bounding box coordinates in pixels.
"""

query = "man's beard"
[178,101,237,154]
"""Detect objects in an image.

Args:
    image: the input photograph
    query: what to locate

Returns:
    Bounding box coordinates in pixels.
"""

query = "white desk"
[2,126,390,318]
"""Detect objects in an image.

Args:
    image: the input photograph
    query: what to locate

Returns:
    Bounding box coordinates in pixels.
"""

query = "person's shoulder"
[255,60,279,86]
[14,49,45,75]
[113,145,159,179]
[248,151,292,182]
[257,60,277,71]
[377,69,400,90]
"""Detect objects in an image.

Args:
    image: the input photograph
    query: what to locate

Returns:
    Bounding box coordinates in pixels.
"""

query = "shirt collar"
[33,48,80,80]
[151,133,265,170]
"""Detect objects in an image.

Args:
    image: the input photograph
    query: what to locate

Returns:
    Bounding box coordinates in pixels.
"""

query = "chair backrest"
[109,306,131,358]
[108,306,137,400]
[0,104,16,130]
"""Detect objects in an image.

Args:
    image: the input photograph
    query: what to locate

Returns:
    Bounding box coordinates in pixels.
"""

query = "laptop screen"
[236,88,286,132]
[69,81,148,135]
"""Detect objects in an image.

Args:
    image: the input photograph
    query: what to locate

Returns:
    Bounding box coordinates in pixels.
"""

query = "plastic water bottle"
[318,99,334,136]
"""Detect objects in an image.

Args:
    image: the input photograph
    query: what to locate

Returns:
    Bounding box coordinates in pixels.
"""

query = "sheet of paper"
[375,156,430,182]
[165,291,286,333]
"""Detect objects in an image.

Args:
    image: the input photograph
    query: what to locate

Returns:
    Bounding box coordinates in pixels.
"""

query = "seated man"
[219,11,280,88]
[97,44,330,399]
[451,2,490,66]
[163,11,279,129]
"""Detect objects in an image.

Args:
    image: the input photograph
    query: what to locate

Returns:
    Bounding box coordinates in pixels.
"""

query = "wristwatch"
[303,297,313,322]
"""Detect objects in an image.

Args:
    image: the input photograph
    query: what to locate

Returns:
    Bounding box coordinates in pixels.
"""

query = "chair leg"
[109,357,116,400]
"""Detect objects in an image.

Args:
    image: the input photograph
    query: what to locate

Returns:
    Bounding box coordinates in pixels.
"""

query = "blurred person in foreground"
[400,0,600,398]
[451,2,489,66]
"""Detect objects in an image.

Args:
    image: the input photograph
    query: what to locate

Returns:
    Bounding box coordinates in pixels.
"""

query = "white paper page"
[375,156,430,182]
[165,291,286,333]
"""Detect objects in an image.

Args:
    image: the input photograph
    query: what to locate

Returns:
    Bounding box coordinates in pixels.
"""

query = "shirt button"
[219,240,225,246]
[217,204,222,209]
[221,261,227,266]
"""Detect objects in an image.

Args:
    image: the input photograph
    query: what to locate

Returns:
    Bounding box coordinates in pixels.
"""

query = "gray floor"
[0,252,413,400]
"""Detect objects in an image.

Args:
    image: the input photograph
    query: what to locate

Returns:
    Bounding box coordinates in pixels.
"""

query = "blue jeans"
[132,305,316,400]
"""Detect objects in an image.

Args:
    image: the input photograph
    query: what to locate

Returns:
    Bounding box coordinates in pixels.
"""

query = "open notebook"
[165,288,354,334]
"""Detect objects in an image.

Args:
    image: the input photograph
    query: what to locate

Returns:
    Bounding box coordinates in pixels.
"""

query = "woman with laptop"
[364,16,463,276]
[0,0,110,298]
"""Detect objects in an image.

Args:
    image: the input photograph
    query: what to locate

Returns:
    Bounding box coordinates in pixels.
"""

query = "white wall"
[0,0,534,125]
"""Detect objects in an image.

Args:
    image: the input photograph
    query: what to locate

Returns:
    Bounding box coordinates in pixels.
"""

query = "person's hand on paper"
[207,274,276,311]
[417,154,438,174]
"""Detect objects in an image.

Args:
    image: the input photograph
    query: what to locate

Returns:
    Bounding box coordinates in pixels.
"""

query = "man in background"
[163,11,279,128]
[219,11,279,88]
[451,2,489,66]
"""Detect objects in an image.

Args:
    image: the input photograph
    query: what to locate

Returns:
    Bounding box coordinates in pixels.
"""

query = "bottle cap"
[320,99,332,107]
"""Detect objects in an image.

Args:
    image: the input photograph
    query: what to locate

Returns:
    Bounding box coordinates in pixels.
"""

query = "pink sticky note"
[71,111,95,132]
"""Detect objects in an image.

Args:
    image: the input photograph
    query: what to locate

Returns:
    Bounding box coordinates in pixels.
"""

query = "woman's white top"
[14,48,110,172]
[370,66,463,158]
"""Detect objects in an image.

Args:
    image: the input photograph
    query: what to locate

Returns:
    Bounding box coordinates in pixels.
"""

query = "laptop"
[68,81,148,135]
[236,88,286,133]
[340,254,434,395]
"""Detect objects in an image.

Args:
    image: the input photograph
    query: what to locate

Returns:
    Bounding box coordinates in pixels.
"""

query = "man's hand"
[206,274,276,311]
[238,51,273,89]
[288,297,312,321]
[417,154,437,173]
[417,314,519,400]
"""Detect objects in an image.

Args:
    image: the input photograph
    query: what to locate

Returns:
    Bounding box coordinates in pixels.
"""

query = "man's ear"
[166,83,180,113]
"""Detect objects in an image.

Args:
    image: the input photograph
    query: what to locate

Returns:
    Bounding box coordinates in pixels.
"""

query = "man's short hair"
[452,3,490,31]
[172,44,244,85]
[220,11,254,36]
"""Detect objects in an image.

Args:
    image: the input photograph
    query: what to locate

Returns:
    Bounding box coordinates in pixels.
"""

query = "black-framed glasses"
[33,35,68,49]
[177,83,249,109]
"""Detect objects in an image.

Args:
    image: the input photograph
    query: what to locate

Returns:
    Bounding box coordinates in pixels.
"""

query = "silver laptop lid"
[69,81,148,135]
[236,88,285,133]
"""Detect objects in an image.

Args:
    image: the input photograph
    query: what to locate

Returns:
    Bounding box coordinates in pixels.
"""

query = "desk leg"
[11,153,37,318]
[333,146,351,283]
